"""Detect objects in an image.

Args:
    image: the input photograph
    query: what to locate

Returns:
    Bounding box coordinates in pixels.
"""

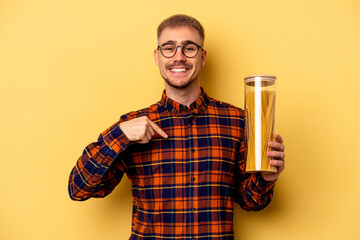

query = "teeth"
[170,68,186,72]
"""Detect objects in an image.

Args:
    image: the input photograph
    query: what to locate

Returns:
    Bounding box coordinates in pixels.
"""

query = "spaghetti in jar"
[244,75,277,173]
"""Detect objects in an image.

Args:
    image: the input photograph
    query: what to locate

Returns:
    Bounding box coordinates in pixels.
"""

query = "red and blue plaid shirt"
[69,88,275,240]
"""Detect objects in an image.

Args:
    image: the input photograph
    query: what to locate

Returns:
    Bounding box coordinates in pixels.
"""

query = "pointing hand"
[119,116,168,144]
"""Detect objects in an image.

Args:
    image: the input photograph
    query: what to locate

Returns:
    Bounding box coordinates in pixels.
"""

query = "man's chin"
[165,78,195,89]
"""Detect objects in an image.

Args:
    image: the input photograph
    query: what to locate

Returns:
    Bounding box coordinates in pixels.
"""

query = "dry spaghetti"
[244,75,277,173]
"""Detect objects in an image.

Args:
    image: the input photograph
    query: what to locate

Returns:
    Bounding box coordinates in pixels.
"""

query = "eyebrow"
[161,40,197,45]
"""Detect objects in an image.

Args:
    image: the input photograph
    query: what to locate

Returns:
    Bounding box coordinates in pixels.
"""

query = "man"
[68,14,285,239]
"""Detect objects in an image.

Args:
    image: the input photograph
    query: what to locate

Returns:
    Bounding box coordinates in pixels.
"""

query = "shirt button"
[191,208,195,211]
[191,177,195,182]
[191,149,195,153]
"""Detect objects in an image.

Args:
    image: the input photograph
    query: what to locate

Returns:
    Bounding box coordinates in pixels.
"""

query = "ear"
[154,49,159,66]
[201,50,207,67]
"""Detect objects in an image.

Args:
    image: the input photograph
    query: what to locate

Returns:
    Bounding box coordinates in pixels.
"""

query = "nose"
[173,46,186,61]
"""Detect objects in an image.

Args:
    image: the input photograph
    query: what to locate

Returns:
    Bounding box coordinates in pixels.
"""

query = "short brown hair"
[157,14,205,45]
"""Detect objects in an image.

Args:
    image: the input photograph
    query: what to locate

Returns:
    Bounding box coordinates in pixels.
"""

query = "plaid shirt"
[68,88,276,240]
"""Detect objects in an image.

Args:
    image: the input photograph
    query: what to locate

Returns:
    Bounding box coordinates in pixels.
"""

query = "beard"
[163,76,197,89]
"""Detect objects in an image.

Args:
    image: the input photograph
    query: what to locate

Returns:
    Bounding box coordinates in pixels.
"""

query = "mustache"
[166,63,192,69]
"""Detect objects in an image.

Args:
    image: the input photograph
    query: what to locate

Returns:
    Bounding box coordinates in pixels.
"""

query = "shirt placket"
[184,110,198,240]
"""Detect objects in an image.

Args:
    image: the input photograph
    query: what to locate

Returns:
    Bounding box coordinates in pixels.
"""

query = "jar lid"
[244,74,276,86]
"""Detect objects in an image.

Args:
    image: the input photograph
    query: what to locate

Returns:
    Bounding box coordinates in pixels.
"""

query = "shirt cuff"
[102,122,131,160]
[257,173,277,189]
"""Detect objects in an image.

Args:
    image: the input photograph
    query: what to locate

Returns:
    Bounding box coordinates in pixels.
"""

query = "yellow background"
[1,0,359,239]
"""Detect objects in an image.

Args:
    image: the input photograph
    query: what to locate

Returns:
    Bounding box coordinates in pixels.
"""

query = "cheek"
[161,63,168,72]
[157,60,166,71]
[159,63,169,76]
[192,60,203,72]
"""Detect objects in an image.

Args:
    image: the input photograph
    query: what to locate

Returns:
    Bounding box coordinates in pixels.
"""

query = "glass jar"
[244,74,277,173]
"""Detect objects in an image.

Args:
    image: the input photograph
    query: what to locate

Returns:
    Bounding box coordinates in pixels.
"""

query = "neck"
[164,80,201,107]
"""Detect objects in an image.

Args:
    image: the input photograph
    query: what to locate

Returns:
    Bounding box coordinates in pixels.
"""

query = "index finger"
[273,133,283,144]
[148,119,168,138]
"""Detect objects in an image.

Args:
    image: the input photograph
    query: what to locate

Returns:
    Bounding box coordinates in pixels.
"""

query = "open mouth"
[169,67,188,73]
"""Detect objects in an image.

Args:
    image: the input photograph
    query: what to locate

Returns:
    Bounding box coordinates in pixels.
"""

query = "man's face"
[154,26,207,89]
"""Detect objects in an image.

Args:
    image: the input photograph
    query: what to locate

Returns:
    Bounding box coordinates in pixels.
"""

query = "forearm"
[68,121,130,201]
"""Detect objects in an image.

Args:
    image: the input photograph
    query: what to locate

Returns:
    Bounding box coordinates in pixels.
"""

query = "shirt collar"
[160,87,210,115]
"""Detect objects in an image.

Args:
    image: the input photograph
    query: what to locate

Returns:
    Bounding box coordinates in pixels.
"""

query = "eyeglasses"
[157,41,203,58]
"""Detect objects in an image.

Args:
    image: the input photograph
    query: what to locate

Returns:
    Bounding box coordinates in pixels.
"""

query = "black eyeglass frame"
[157,41,204,58]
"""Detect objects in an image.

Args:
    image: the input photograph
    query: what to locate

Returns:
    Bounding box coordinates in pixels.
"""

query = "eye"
[161,44,175,52]
[184,43,197,52]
